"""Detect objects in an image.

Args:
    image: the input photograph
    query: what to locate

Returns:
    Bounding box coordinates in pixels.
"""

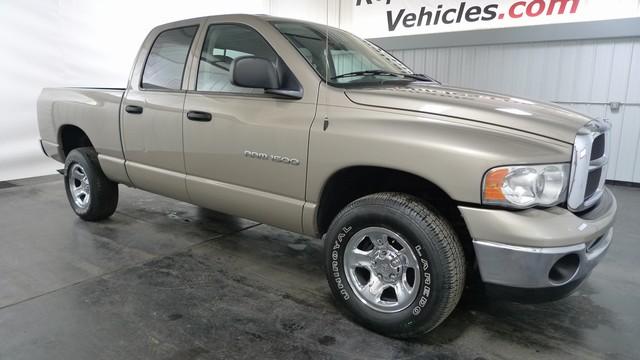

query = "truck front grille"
[585,167,602,199]
[591,134,605,159]
[567,120,610,212]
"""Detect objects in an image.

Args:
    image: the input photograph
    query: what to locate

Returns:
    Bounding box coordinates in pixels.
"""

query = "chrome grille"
[567,119,610,212]
[585,168,602,199]
[591,134,605,159]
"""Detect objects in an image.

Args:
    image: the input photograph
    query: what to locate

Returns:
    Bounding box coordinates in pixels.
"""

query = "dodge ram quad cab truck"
[37,14,616,338]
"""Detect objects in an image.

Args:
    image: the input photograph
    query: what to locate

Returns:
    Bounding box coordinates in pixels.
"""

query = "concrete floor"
[0,176,638,360]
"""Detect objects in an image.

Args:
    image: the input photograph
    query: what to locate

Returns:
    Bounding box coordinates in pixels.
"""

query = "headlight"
[482,164,570,208]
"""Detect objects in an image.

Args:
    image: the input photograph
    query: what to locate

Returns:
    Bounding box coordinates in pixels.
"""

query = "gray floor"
[0,175,638,360]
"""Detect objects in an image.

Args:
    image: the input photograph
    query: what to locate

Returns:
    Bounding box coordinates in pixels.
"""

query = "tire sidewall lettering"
[331,226,352,300]
[412,245,432,317]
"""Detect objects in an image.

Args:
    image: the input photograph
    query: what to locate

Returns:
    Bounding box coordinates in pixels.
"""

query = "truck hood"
[345,84,590,143]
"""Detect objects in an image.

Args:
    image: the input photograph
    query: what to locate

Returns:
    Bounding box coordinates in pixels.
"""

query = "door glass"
[196,24,278,93]
[141,26,198,90]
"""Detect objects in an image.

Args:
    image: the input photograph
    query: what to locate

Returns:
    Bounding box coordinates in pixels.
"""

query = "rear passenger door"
[182,21,318,232]
[121,23,199,202]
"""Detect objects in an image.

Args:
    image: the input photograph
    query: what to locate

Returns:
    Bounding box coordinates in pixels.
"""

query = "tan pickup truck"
[37,14,616,338]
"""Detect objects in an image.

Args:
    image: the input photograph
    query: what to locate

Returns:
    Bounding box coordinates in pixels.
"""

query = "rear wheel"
[324,192,465,338]
[64,147,118,221]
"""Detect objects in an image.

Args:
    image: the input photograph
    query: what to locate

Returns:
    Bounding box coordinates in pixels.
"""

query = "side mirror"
[230,56,303,99]
[231,56,280,90]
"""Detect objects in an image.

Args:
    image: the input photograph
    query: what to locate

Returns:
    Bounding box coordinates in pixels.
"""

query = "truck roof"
[151,14,337,33]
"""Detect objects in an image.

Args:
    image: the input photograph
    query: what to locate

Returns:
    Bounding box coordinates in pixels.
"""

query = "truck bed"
[37,87,126,162]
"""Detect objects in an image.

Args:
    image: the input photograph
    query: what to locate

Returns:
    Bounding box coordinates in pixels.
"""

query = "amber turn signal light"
[483,168,508,202]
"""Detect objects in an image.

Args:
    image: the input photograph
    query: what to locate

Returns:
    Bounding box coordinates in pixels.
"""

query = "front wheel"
[64,147,118,221]
[324,192,465,338]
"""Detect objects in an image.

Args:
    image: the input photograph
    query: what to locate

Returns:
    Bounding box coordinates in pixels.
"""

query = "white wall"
[0,0,337,181]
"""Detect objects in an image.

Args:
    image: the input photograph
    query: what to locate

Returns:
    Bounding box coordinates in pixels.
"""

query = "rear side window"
[141,26,198,90]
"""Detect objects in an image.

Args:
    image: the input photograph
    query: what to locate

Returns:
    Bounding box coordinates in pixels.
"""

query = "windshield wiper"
[331,70,440,84]
[331,70,399,80]
[402,73,441,84]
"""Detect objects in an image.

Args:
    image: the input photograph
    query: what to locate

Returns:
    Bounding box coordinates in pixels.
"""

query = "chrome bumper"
[461,188,616,290]
[473,227,613,288]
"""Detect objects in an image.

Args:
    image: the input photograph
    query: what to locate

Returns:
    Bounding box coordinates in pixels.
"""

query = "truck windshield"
[272,21,436,88]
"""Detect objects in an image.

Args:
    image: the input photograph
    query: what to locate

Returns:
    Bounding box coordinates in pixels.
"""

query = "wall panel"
[391,37,640,182]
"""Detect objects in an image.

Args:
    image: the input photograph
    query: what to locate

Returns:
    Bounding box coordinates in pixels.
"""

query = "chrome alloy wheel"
[69,163,90,209]
[343,227,421,313]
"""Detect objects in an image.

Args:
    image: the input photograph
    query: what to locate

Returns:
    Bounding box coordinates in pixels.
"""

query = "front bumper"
[459,188,616,299]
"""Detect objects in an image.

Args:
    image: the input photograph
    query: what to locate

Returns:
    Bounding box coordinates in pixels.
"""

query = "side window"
[141,26,198,90]
[273,22,327,79]
[196,24,277,93]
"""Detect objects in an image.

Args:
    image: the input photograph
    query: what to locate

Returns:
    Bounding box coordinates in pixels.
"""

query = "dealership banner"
[351,0,640,38]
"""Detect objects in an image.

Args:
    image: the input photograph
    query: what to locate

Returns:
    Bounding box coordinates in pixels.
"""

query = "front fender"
[306,104,572,206]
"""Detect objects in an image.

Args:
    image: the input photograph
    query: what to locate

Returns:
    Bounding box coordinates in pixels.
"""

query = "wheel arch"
[315,166,470,241]
[58,125,94,161]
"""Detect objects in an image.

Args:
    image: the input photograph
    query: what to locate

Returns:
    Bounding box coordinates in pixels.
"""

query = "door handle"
[125,105,143,114]
[187,111,212,122]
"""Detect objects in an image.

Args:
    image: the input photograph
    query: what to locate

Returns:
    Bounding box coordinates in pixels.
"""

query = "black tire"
[63,147,118,221]
[324,192,465,338]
